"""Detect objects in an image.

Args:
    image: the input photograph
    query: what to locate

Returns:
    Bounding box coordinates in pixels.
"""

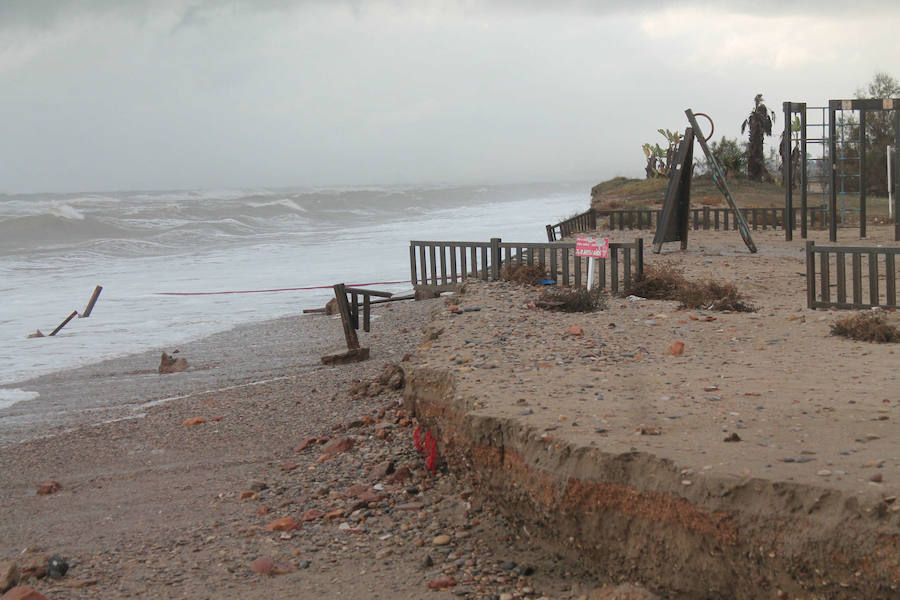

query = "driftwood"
[44,285,103,337]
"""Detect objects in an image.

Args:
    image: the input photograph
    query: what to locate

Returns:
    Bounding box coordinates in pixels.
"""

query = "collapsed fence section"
[806,241,900,309]
[410,238,644,294]
[547,207,828,241]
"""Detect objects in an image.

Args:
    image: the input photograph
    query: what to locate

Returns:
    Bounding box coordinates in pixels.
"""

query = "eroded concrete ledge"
[403,366,900,599]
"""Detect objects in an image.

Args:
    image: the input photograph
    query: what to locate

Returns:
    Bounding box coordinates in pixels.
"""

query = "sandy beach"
[0,299,614,599]
[1,225,898,599]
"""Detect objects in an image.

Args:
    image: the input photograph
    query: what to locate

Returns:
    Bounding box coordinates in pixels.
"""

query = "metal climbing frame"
[784,98,900,242]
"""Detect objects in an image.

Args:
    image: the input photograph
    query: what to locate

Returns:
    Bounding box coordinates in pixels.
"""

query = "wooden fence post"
[332,283,359,350]
[635,237,644,281]
[490,238,501,280]
[805,241,816,309]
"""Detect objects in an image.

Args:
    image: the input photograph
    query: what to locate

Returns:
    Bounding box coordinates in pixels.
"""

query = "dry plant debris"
[500,263,547,285]
[830,311,900,343]
[627,261,756,312]
[536,286,608,313]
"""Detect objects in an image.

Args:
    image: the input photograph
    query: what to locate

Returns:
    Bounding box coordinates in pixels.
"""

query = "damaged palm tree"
[742,94,774,182]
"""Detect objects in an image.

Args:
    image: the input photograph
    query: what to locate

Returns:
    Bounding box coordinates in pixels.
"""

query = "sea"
[0,182,591,411]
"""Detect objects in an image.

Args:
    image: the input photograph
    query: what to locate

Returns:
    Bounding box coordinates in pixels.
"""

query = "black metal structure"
[652,127,694,253]
[784,98,900,242]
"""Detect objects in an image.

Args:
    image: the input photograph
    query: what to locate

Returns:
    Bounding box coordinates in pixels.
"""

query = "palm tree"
[741,94,774,182]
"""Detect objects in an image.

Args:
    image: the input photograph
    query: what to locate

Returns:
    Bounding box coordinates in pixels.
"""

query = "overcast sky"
[1,0,898,193]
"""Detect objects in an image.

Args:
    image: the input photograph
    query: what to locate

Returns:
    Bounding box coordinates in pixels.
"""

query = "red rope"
[155,279,410,296]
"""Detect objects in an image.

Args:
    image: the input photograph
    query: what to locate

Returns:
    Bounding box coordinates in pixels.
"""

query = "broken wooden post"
[321,283,368,365]
[81,285,103,317]
[49,311,78,337]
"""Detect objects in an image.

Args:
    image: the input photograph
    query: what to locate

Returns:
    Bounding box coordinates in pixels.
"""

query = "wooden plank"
[821,251,830,303]
[481,246,488,281]
[350,292,359,330]
[852,253,862,306]
[836,252,846,305]
[692,209,699,230]
[869,252,879,306]
[49,310,79,337]
[714,210,720,230]
[332,284,359,350]
[428,245,437,286]
[611,246,620,292]
[574,255,582,287]
[623,247,632,289]
[450,244,458,284]
[562,247,570,286]
[363,295,371,332]
[439,244,448,285]
[410,244,418,285]
[470,246,477,279]
[703,206,710,230]
[344,287,392,298]
[550,247,558,285]
[81,285,103,318]
[598,255,606,289]
[418,245,427,284]
[886,253,896,306]
[459,245,467,281]
[806,242,816,309]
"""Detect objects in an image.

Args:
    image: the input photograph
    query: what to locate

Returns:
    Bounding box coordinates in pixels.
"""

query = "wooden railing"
[806,241,900,309]
[410,238,644,293]
[547,207,828,240]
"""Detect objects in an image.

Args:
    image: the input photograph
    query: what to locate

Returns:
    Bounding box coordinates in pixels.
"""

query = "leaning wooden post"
[490,238,501,281]
[805,241,816,309]
[333,283,359,350]
[49,311,78,336]
[81,285,103,318]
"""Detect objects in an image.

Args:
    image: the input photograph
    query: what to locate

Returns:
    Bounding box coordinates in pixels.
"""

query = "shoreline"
[0,308,359,447]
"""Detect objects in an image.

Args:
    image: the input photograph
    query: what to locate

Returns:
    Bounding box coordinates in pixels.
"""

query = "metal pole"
[783,102,792,241]
[829,103,837,242]
[894,111,900,240]
[859,109,867,238]
[889,145,894,219]
[800,103,808,239]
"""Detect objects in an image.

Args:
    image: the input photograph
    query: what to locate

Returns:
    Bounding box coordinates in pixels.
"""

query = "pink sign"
[575,237,609,259]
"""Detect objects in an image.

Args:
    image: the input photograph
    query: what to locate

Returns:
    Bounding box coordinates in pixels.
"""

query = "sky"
[1,0,898,193]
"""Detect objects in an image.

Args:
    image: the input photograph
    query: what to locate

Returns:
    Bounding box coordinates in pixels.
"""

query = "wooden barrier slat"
[410,244,418,285]
[574,255,581,287]
[611,247,619,292]
[439,245,448,285]
[449,244,458,284]
[836,252,846,305]
[852,253,862,305]
[886,253,897,307]
[869,252,879,306]
[821,252,830,303]
[562,247,570,286]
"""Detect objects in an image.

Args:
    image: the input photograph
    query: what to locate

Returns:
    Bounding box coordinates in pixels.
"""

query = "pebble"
[433,534,452,546]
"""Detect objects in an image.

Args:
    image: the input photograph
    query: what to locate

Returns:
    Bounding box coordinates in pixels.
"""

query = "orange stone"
[666,341,685,356]
[264,517,301,532]
[36,481,61,495]
[182,417,206,426]
[565,325,584,336]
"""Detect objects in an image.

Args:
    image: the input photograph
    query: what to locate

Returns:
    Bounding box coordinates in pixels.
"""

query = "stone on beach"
[35,481,61,495]
[323,437,354,454]
[0,562,19,593]
[1,587,50,600]
[264,517,301,532]
[666,341,685,356]
[182,416,206,426]
[158,352,188,374]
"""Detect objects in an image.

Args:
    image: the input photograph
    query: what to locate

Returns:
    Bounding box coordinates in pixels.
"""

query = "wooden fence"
[410,238,644,293]
[547,207,828,241]
[806,241,900,309]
